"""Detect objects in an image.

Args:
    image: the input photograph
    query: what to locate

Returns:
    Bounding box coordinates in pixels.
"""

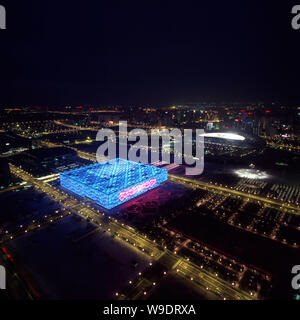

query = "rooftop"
[60,158,168,195]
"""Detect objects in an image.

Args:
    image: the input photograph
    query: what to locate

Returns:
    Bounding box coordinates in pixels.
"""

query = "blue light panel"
[60,158,168,209]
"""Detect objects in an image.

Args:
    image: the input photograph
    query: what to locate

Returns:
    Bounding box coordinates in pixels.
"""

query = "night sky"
[0,1,299,106]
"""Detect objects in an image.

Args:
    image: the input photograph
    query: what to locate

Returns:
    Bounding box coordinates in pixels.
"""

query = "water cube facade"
[60,158,168,209]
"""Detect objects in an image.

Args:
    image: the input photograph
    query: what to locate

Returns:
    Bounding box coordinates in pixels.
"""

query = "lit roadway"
[54,120,99,132]
[0,182,27,194]
[169,174,300,214]
[54,119,178,132]
[39,140,97,162]
[174,259,253,300]
[7,163,254,300]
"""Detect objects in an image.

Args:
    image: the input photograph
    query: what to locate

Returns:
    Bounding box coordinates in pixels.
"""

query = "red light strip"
[119,178,156,201]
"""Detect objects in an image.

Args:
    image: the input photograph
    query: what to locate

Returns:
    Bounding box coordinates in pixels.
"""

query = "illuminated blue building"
[60,158,168,209]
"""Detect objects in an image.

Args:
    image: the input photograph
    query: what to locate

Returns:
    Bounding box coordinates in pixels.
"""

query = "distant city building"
[23,147,77,170]
[0,132,31,155]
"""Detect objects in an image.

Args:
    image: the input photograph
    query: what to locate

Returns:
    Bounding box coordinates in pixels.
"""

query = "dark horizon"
[1,1,300,106]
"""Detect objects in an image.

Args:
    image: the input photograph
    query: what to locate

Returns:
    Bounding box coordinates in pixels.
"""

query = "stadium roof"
[200,132,245,141]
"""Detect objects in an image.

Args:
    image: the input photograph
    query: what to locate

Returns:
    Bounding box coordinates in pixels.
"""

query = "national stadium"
[199,131,265,149]
[60,158,168,209]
